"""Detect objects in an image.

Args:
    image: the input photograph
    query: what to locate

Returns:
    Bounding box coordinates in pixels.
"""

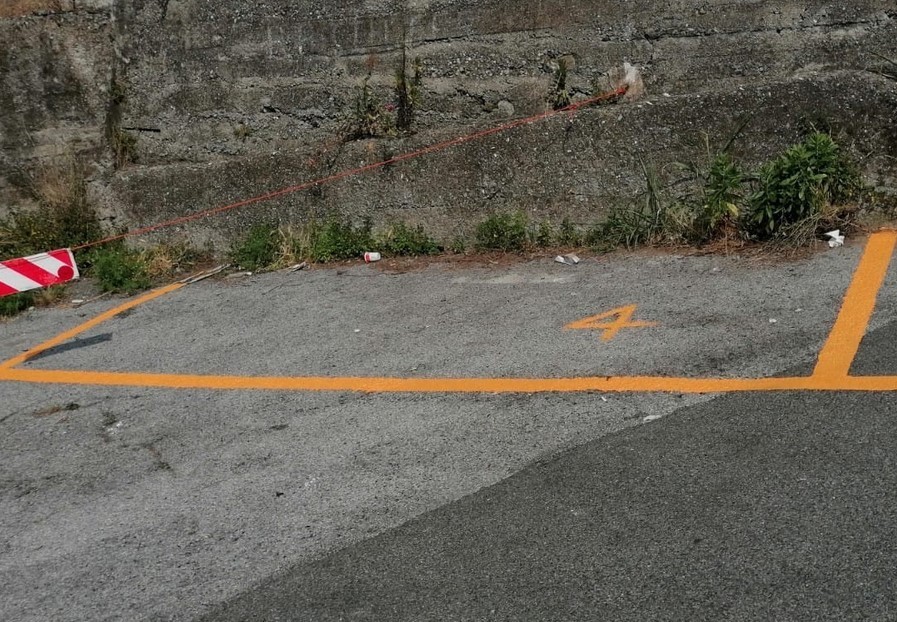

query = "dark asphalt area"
[203,323,897,622]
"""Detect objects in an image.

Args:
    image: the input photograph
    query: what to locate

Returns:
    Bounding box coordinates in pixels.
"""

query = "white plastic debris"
[643,414,663,423]
[769,318,778,324]
[825,229,845,248]
[554,254,581,266]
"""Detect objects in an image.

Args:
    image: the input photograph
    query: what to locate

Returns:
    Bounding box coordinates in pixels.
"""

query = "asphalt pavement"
[203,344,897,621]
[2,239,897,621]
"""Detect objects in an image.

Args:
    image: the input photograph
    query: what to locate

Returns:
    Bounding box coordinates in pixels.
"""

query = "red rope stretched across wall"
[72,86,628,252]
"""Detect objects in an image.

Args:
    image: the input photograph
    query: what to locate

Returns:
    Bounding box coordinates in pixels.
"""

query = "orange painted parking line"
[0,366,861,393]
[1,233,896,394]
[0,283,184,370]
[813,231,897,380]
[3,367,897,393]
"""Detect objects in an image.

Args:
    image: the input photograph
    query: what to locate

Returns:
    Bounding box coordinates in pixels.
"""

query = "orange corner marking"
[813,231,897,380]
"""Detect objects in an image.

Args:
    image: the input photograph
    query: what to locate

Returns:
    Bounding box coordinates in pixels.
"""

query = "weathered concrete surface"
[1,1,895,238]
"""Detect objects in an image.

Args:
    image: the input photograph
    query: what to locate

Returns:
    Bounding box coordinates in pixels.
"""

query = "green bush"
[749,133,861,238]
[557,217,582,246]
[379,222,441,256]
[692,153,743,242]
[91,246,151,294]
[231,224,278,271]
[0,292,35,318]
[475,211,528,252]
[532,220,555,247]
[310,218,374,262]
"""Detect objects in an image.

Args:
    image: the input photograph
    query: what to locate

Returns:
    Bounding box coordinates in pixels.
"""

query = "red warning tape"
[69,86,628,252]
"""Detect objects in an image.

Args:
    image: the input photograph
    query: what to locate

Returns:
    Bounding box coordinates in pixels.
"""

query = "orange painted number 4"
[566,304,657,342]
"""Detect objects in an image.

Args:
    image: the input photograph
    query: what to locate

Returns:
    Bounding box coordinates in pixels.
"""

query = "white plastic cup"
[364,252,381,263]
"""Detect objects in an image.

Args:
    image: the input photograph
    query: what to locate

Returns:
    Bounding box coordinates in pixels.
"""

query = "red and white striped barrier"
[0,249,79,298]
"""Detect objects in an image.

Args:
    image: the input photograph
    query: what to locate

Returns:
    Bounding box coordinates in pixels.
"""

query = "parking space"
[3,233,896,393]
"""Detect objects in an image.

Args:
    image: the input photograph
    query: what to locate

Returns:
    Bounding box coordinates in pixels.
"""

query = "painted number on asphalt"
[566,304,657,342]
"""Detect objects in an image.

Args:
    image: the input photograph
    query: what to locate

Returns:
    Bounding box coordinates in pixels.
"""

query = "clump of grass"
[231,224,278,271]
[0,158,103,258]
[449,235,466,254]
[0,292,35,318]
[310,218,374,262]
[475,211,529,252]
[748,132,861,239]
[141,240,209,279]
[593,161,682,249]
[233,123,253,141]
[89,245,151,294]
[379,222,441,256]
[549,57,573,110]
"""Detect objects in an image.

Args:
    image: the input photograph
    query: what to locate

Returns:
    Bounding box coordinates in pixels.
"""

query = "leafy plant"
[379,222,441,256]
[692,153,743,242]
[90,245,151,294]
[749,132,861,238]
[231,224,278,271]
[310,218,374,262]
[475,211,529,252]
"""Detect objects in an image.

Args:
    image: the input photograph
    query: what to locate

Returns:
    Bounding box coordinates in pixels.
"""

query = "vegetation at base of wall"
[585,131,865,251]
[230,223,278,271]
[87,244,152,294]
[0,291,35,318]
[475,211,529,252]
[310,218,375,262]
[0,159,103,258]
[379,222,441,256]
[237,218,441,267]
[748,133,861,238]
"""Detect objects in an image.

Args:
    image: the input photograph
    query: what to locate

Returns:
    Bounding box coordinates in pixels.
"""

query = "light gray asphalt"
[202,336,897,621]
[2,241,897,621]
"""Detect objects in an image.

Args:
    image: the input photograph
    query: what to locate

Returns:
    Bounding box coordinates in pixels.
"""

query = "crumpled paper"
[824,229,845,248]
